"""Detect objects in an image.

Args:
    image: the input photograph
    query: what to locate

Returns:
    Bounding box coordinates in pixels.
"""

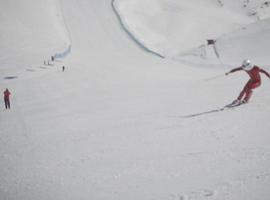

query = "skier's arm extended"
[225,67,243,75]
[259,68,270,79]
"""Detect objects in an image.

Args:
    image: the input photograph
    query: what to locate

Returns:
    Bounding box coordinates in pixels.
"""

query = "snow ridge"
[111,0,164,58]
[51,0,72,59]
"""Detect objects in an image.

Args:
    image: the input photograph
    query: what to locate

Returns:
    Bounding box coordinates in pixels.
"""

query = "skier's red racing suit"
[229,66,270,102]
[3,89,11,109]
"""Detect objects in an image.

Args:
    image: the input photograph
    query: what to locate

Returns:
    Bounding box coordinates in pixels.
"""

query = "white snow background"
[1,0,270,200]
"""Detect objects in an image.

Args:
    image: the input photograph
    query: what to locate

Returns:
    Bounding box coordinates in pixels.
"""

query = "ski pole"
[203,74,225,82]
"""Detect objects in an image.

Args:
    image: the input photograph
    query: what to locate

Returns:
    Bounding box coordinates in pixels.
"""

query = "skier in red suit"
[3,88,11,109]
[225,59,270,104]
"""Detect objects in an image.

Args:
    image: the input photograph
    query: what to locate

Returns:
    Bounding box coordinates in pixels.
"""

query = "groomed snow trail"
[1,0,270,200]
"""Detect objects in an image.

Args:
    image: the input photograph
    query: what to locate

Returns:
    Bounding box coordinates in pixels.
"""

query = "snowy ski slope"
[1,0,270,200]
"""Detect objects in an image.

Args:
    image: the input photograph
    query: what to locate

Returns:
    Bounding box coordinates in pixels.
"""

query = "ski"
[224,101,247,109]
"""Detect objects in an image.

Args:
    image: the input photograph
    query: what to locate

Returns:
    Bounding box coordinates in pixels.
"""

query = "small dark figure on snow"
[3,88,11,109]
[51,56,54,62]
[225,59,270,104]
[62,66,65,72]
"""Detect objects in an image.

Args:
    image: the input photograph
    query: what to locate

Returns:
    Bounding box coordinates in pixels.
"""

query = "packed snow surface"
[1,0,270,200]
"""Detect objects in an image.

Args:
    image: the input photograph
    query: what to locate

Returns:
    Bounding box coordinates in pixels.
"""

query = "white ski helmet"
[242,59,253,70]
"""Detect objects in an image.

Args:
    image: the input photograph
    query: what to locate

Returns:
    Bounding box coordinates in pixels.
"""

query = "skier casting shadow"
[225,59,270,104]
[182,59,270,118]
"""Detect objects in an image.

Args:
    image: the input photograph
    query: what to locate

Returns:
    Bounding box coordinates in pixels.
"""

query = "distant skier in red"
[226,59,270,104]
[3,88,11,109]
